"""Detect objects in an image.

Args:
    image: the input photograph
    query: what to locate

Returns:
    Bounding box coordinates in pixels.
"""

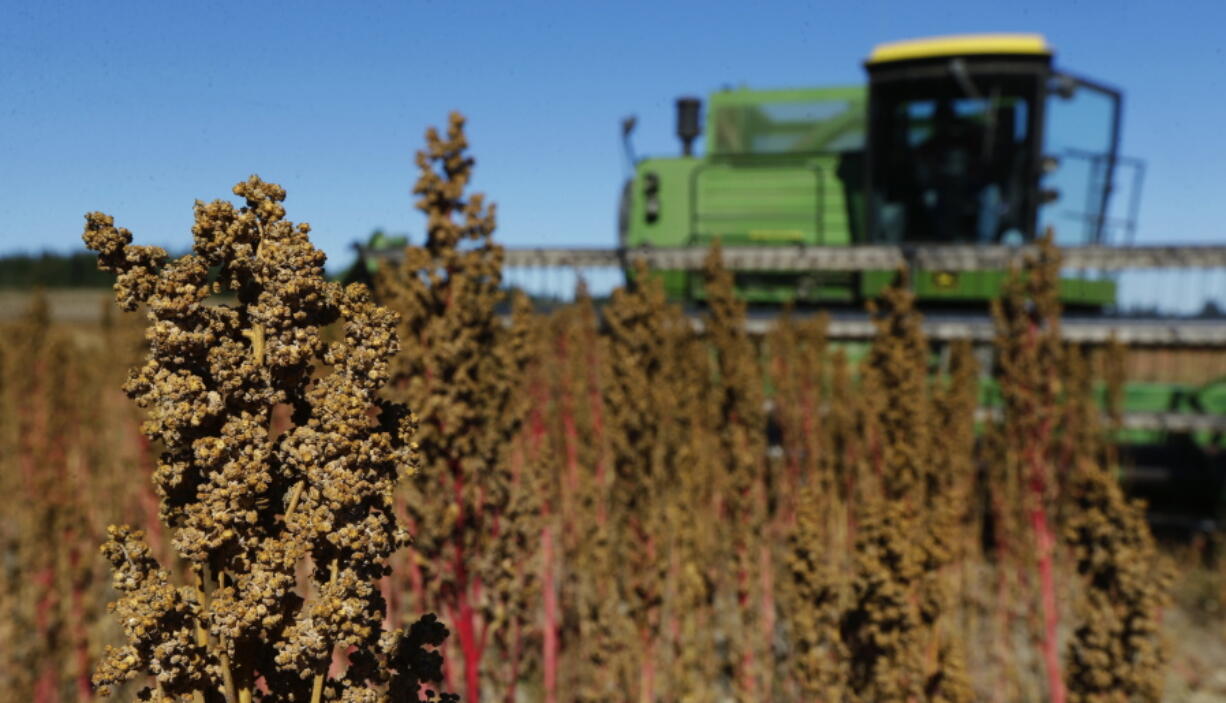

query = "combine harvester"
[365,34,1226,529]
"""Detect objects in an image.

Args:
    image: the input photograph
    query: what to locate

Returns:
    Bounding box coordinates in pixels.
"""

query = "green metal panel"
[689,271,857,304]
[1057,277,1116,307]
[859,270,1115,306]
[624,157,700,249]
[687,156,856,248]
[815,340,1221,449]
[692,165,823,245]
[707,85,867,157]
[971,373,1217,446]
[623,158,701,300]
[624,87,870,304]
[707,85,868,107]
[1198,379,1226,415]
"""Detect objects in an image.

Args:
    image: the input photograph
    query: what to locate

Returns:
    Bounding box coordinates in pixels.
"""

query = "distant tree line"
[1,248,361,288]
[0,251,118,288]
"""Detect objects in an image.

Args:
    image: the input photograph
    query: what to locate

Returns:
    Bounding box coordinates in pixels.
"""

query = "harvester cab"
[619,33,1141,307]
[866,33,1121,248]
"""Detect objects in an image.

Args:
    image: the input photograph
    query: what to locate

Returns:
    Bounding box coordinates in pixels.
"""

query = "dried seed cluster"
[83,176,453,702]
[1065,461,1171,702]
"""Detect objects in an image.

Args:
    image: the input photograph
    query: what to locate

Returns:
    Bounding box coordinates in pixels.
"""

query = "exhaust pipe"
[676,97,701,157]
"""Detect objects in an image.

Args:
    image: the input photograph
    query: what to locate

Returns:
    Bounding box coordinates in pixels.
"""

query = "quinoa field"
[2,113,1225,703]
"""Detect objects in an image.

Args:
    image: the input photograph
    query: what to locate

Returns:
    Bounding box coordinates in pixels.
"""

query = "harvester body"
[621,33,1131,308]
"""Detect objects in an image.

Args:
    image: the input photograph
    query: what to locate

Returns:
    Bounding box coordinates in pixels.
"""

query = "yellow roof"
[868,33,1051,64]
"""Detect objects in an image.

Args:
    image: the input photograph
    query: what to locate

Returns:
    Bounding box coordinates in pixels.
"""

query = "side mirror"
[1052,74,1077,100]
[621,116,639,169]
[621,116,637,138]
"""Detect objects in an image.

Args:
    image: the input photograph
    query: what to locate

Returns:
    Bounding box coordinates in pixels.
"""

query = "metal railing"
[463,244,1226,272]
[362,243,1226,342]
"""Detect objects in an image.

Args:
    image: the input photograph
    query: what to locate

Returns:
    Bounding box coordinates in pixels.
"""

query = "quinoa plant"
[991,231,1067,703]
[922,343,978,703]
[548,289,622,703]
[1059,333,1169,703]
[784,481,848,701]
[1064,458,1170,702]
[931,339,980,550]
[665,329,721,703]
[602,261,688,701]
[83,176,453,702]
[841,493,924,701]
[843,271,971,702]
[701,242,769,701]
[863,273,931,501]
[483,293,546,703]
[1101,336,1127,472]
[931,340,984,679]
[0,298,117,703]
[1058,345,1105,498]
[377,112,534,703]
[766,310,831,519]
[826,347,862,504]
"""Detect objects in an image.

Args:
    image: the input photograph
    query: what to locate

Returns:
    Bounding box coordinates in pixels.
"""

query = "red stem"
[1025,417,1063,703]
[990,487,1014,703]
[639,630,655,703]
[454,593,481,703]
[33,670,56,703]
[448,458,483,702]
[134,433,166,562]
[503,620,523,703]
[380,573,398,630]
[542,525,559,703]
[1030,500,1064,703]
[736,544,756,699]
[407,539,426,615]
[759,541,775,702]
[1021,311,1065,703]
[69,542,93,701]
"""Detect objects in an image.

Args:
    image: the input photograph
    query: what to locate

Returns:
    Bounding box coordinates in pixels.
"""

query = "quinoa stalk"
[992,231,1067,703]
[83,176,456,702]
[378,111,535,702]
[702,240,770,701]
[602,260,688,701]
[840,271,936,702]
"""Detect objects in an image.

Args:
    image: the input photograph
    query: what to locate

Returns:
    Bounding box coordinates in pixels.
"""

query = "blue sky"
[2,0,1223,275]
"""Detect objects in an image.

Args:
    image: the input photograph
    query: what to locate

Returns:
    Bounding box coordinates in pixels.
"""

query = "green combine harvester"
[613,33,1225,530]
[620,33,1132,308]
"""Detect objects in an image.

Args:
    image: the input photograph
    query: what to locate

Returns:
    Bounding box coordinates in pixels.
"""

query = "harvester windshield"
[1038,76,1122,244]
[871,75,1038,244]
[707,89,865,156]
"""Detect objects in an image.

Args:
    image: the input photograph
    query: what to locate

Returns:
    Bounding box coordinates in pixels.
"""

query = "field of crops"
[3,113,1226,703]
